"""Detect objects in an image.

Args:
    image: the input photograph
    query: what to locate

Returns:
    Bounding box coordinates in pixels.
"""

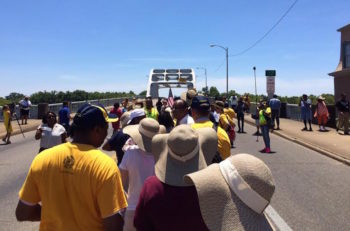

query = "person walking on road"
[269,94,281,130]
[259,100,272,153]
[336,93,349,135]
[145,97,159,120]
[119,118,164,231]
[172,99,194,126]
[134,125,217,231]
[2,105,12,144]
[184,154,276,231]
[190,96,231,162]
[109,102,123,134]
[236,97,246,133]
[58,101,71,134]
[16,104,127,231]
[314,96,329,131]
[35,111,67,153]
[19,96,31,125]
[299,94,313,131]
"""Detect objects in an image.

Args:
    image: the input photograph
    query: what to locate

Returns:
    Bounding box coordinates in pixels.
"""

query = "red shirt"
[134,176,209,231]
[110,108,122,130]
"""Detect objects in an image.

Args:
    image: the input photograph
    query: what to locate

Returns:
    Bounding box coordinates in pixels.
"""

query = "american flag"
[167,88,174,108]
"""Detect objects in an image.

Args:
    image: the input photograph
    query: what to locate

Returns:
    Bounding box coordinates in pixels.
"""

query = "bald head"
[172,99,188,121]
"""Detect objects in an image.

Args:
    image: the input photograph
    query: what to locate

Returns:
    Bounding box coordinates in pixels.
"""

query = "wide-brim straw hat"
[184,154,276,231]
[123,118,164,153]
[214,100,225,110]
[317,96,325,101]
[120,111,131,128]
[152,125,217,187]
[181,89,198,105]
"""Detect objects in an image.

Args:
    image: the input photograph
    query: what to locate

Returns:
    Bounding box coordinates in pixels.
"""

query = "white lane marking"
[265,205,293,231]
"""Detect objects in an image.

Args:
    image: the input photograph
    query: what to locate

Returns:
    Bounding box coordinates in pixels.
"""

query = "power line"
[230,0,299,57]
[212,58,226,73]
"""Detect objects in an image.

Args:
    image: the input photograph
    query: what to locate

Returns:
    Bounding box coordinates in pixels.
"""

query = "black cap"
[73,103,118,128]
[191,96,210,110]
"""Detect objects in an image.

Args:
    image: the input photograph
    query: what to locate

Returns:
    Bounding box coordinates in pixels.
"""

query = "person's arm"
[15,200,41,221]
[120,169,129,192]
[61,132,67,143]
[35,128,42,140]
[102,213,124,231]
[102,141,113,151]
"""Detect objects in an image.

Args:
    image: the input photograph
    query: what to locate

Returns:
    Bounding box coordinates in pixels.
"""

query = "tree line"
[0,90,136,106]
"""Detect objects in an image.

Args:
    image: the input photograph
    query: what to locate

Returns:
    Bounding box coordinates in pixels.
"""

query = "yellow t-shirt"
[19,142,128,231]
[145,107,159,121]
[192,120,231,160]
[259,107,271,126]
[224,108,236,119]
[3,109,12,132]
[219,113,235,131]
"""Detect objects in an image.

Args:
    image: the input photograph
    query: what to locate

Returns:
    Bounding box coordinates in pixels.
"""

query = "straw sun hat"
[184,154,276,231]
[123,118,165,153]
[152,125,218,187]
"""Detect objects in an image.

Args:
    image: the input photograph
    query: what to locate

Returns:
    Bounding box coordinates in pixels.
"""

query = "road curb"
[244,119,350,166]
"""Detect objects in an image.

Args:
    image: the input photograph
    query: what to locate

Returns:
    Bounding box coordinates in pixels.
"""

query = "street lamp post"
[196,67,207,95]
[210,44,229,98]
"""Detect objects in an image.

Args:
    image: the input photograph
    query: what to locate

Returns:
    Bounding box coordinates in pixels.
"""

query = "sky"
[0,0,349,98]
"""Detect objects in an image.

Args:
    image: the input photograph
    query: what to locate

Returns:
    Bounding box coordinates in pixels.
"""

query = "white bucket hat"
[152,125,218,187]
[184,154,276,231]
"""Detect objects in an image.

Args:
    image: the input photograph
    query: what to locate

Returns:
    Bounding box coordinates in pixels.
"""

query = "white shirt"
[38,123,66,149]
[119,147,155,210]
[19,99,32,110]
[178,114,194,125]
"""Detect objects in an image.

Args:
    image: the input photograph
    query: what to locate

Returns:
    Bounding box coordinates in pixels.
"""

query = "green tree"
[5,92,25,103]
[208,86,220,97]
[139,90,147,97]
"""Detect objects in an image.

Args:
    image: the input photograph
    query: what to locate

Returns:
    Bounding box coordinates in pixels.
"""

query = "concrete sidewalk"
[243,115,350,165]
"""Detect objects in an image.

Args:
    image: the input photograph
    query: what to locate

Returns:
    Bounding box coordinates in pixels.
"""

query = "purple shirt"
[134,176,209,231]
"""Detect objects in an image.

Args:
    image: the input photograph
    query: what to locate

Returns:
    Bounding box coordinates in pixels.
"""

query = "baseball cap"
[75,104,118,122]
[71,104,118,132]
[127,108,146,124]
[191,96,210,110]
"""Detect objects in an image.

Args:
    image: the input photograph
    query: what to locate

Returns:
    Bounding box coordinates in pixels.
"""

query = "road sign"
[266,76,275,94]
[265,70,276,76]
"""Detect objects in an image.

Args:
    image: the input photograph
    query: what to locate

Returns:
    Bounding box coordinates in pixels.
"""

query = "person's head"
[191,96,210,120]
[214,101,224,113]
[128,109,146,125]
[134,99,144,109]
[340,93,347,100]
[145,97,153,109]
[123,99,128,107]
[63,101,69,107]
[273,94,278,98]
[24,96,29,100]
[302,94,307,100]
[238,96,243,102]
[161,98,168,106]
[158,110,174,131]
[172,99,189,121]
[70,104,118,147]
[224,102,229,109]
[317,96,325,102]
[113,102,120,109]
[2,105,9,112]
[45,111,57,127]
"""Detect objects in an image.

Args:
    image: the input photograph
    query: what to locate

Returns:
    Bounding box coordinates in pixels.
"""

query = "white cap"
[127,109,146,124]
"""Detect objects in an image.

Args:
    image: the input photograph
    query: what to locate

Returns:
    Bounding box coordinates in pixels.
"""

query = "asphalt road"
[1,123,350,230]
[232,123,350,230]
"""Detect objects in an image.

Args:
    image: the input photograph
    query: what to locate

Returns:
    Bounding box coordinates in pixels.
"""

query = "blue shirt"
[58,106,70,125]
[269,98,281,110]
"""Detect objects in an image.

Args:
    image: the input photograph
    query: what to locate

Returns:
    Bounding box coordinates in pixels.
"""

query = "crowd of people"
[0,90,347,230]
[14,90,278,231]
